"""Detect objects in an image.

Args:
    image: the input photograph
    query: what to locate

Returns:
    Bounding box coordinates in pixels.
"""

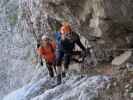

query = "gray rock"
[112,51,132,66]
[3,75,110,100]
[1,0,133,100]
[125,84,130,89]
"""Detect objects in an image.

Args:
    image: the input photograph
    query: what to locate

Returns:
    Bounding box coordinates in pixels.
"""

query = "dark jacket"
[61,32,85,53]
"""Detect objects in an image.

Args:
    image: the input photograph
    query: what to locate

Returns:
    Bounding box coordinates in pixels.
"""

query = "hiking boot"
[47,64,54,78]
[49,71,54,78]
[57,74,62,85]
[62,72,66,77]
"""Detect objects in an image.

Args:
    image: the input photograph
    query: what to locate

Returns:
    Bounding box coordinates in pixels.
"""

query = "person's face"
[61,26,71,35]
[41,39,48,47]
[60,29,65,35]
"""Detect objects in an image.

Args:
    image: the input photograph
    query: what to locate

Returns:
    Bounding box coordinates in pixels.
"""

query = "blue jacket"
[55,32,62,51]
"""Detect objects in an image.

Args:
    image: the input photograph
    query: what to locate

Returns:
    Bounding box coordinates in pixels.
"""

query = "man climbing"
[55,22,86,85]
[37,35,56,78]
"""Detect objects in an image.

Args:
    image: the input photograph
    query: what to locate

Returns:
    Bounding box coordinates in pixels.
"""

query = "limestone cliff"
[0,0,133,100]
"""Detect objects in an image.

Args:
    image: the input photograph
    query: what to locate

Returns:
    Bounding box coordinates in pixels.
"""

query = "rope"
[23,4,43,65]
[104,48,133,51]
[85,39,133,51]
[23,6,38,42]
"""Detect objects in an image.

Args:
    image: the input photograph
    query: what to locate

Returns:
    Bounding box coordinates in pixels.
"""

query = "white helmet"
[41,35,49,40]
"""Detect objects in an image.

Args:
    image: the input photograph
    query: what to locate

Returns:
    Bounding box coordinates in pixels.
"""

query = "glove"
[40,58,43,66]
[81,50,87,58]
[37,43,40,48]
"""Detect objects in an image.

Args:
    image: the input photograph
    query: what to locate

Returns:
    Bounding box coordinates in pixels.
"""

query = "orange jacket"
[37,41,56,63]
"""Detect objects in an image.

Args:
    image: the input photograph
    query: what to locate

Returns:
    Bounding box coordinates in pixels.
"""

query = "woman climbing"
[55,22,86,85]
[37,35,56,78]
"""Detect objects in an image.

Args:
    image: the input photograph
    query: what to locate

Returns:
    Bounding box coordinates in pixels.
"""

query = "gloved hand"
[40,58,43,66]
[37,43,40,48]
[81,50,87,58]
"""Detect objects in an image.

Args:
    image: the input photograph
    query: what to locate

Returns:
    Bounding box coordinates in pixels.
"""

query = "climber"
[55,22,86,85]
[37,35,56,78]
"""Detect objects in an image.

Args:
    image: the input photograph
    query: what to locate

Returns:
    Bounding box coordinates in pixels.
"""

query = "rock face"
[3,69,110,100]
[0,0,37,99]
[112,51,132,66]
[24,0,133,46]
[20,0,133,62]
[1,0,133,100]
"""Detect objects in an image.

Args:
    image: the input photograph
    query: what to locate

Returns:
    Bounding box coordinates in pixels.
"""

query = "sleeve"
[55,32,60,41]
[76,39,86,51]
[36,48,40,56]
[37,47,45,58]
[73,32,86,51]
